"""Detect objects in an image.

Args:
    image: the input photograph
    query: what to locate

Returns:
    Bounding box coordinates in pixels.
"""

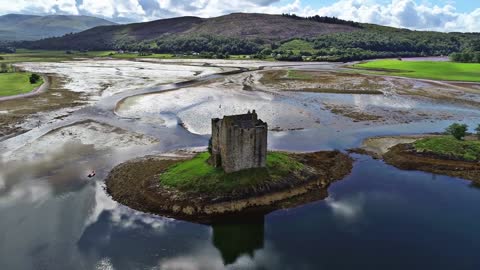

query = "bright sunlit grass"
[414,136,480,161]
[159,152,304,194]
[0,72,43,96]
[354,60,480,82]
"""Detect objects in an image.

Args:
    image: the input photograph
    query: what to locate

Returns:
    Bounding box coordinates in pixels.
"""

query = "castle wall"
[210,112,267,173]
[211,118,222,167]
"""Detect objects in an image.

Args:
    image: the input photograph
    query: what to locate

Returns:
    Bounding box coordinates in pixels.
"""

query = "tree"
[445,123,468,140]
[467,39,480,51]
[0,63,7,73]
[29,73,40,84]
[475,124,480,139]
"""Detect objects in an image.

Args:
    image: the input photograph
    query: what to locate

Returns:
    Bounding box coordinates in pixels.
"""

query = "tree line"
[281,13,361,28]
[449,39,480,63]
[0,41,16,53]
[151,35,262,55]
[450,51,480,63]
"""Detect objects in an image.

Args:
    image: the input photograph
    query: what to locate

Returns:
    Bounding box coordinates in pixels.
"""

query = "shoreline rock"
[383,143,480,182]
[352,135,480,182]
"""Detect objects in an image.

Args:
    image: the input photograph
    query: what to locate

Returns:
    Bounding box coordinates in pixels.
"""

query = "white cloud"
[157,241,283,270]
[0,179,52,209]
[0,0,478,32]
[85,182,172,232]
[310,0,480,32]
[325,195,365,222]
[142,0,301,20]
[0,0,79,16]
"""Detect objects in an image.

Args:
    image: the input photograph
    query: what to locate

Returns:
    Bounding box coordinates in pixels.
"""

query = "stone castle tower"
[210,110,268,173]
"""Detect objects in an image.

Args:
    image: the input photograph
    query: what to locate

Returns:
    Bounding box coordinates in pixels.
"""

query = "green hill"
[16,13,480,61]
[0,14,116,41]
[21,13,358,51]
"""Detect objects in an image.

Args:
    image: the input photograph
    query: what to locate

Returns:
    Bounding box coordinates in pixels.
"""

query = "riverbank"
[0,75,88,140]
[352,135,480,182]
[105,150,353,224]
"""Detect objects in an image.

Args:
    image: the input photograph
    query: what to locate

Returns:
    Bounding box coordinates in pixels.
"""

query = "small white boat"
[87,170,96,178]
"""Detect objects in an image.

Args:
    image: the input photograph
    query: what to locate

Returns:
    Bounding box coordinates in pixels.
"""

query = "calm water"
[1,140,480,270]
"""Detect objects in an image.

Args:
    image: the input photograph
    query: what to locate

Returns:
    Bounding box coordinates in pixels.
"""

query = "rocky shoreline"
[383,143,480,182]
[352,135,480,182]
[105,151,353,224]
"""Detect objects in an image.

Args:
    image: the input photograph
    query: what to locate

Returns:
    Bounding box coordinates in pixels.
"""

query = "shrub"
[475,124,480,139]
[0,63,8,73]
[445,123,468,140]
[29,73,40,84]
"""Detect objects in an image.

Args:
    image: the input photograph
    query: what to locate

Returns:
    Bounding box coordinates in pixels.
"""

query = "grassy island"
[359,134,480,182]
[413,136,480,161]
[353,60,480,82]
[159,152,304,194]
[105,150,353,223]
[0,72,43,96]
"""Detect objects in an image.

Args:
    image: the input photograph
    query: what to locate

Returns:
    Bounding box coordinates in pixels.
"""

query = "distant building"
[210,110,267,173]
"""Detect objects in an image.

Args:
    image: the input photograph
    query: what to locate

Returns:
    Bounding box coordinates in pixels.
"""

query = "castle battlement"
[210,110,268,173]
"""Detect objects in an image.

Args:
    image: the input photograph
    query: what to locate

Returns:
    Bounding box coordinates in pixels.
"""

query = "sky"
[0,0,478,32]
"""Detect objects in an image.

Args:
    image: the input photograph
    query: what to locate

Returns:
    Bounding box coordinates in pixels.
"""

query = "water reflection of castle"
[212,215,265,265]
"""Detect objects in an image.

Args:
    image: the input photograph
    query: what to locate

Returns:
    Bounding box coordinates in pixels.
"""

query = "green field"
[0,72,43,96]
[0,49,116,64]
[353,60,480,82]
[287,70,313,80]
[278,39,316,53]
[159,152,304,194]
[0,49,259,64]
[0,49,178,64]
[414,136,480,161]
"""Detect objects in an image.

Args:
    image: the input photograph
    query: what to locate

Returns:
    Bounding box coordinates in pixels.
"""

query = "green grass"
[159,152,304,194]
[353,60,480,82]
[0,49,174,64]
[278,39,316,53]
[414,136,480,161]
[0,72,43,96]
[0,49,261,65]
[287,70,313,80]
[0,49,115,64]
[108,53,176,59]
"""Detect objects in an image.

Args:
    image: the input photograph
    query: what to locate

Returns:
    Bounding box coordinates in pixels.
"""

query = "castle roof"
[221,110,266,129]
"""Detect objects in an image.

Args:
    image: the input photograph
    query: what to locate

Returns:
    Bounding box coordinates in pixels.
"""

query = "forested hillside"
[18,13,358,51]
[15,13,480,61]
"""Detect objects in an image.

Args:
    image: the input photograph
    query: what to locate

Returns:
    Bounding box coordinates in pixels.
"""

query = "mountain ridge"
[15,13,480,62]
[20,13,359,51]
[0,13,116,41]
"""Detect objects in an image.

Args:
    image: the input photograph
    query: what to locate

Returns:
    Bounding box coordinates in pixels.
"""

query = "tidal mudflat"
[1,58,480,269]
